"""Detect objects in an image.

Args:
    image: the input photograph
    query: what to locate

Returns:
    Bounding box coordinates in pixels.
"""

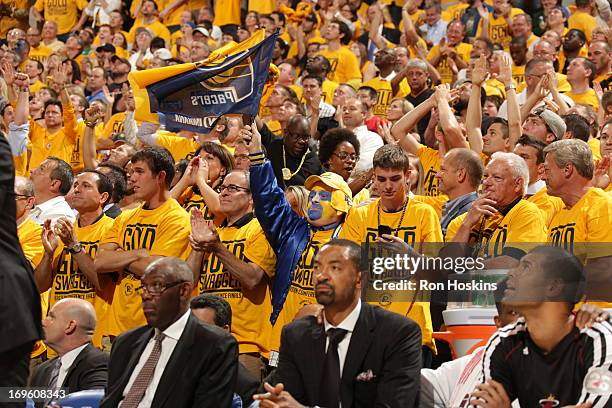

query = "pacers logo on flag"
[198,56,254,104]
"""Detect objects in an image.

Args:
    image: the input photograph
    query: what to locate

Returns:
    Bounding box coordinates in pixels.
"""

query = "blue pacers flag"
[129,29,277,133]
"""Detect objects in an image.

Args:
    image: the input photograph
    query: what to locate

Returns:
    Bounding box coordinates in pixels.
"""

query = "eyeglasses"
[333,152,359,161]
[215,184,250,193]
[14,193,32,200]
[135,280,186,296]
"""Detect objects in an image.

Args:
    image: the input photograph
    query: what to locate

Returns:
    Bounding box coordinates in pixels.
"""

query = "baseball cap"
[111,55,130,65]
[193,26,210,37]
[154,48,172,60]
[534,108,567,140]
[112,132,127,146]
[135,27,154,38]
[96,43,116,53]
[305,172,353,213]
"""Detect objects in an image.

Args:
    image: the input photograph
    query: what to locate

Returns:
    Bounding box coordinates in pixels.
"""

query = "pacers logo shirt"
[198,214,276,355]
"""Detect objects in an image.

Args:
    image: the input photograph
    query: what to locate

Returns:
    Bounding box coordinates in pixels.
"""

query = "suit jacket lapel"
[62,343,91,388]
[340,303,375,408]
[151,314,196,407]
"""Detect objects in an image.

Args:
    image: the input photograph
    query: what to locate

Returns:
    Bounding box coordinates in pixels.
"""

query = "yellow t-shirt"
[318,46,362,84]
[29,105,78,172]
[416,144,443,197]
[155,130,199,162]
[102,198,191,336]
[565,89,600,111]
[362,77,410,119]
[547,188,612,263]
[28,44,53,66]
[29,80,46,94]
[512,64,526,90]
[477,8,524,49]
[568,10,597,43]
[588,138,602,162]
[446,199,547,257]
[526,186,564,227]
[34,0,87,35]
[127,20,172,46]
[159,0,188,26]
[427,42,472,84]
[442,2,470,22]
[177,186,218,218]
[413,194,450,219]
[100,112,126,140]
[18,218,44,268]
[213,0,240,26]
[339,197,443,350]
[70,121,105,172]
[268,226,340,353]
[50,215,115,348]
[198,215,276,355]
[248,0,274,14]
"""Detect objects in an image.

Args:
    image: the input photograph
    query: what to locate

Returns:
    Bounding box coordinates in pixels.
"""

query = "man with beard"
[559,29,587,74]
[256,115,322,189]
[101,258,238,407]
[474,246,612,407]
[255,239,422,407]
[509,36,528,88]
[240,123,352,367]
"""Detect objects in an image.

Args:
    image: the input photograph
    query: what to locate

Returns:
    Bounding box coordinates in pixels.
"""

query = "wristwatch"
[67,242,83,254]
[504,84,516,91]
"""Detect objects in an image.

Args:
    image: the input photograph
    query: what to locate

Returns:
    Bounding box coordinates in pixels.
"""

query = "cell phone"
[378,225,392,237]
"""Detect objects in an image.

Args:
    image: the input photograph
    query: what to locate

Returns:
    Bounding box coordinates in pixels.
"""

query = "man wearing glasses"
[186,170,276,381]
[101,257,238,408]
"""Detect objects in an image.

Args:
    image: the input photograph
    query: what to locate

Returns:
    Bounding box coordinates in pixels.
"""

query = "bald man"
[29,298,108,396]
[101,257,238,408]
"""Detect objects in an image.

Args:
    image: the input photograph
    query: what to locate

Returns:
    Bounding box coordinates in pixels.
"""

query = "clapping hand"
[493,53,513,87]
[253,382,305,408]
[190,208,220,251]
[42,219,59,255]
[239,122,263,153]
[471,54,489,86]
[54,217,78,247]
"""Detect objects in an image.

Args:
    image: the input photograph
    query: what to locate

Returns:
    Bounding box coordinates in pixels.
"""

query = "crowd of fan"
[1,0,612,406]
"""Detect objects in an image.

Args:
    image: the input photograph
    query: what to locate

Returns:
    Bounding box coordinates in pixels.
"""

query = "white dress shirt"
[526,179,546,196]
[120,310,191,408]
[30,196,76,225]
[352,126,384,173]
[56,343,89,387]
[323,299,362,377]
[419,19,448,46]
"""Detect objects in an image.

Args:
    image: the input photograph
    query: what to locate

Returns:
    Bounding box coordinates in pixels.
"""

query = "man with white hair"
[29,298,108,394]
[543,139,612,301]
[446,152,547,259]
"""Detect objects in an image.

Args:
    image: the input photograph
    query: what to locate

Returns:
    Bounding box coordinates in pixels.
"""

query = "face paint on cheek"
[307,194,337,222]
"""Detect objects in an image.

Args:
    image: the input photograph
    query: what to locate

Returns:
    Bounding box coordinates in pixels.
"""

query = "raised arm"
[83,106,102,170]
[13,73,29,125]
[391,94,436,154]
[434,84,467,149]
[466,54,487,154]
[497,54,521,148]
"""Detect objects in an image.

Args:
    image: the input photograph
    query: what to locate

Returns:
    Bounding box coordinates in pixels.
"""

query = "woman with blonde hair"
[285,185,309,218]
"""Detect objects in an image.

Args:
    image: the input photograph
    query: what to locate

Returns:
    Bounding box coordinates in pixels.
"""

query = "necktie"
[319,328,348,408]
[122,332,165,408]
[48,358,61,388]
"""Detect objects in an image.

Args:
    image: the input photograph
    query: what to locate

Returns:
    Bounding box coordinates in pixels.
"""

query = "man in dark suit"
[0,113,43,390]
[101,257,238,408]
[255,239,422,408]
[29,298,107,403]
[190,294,260,407]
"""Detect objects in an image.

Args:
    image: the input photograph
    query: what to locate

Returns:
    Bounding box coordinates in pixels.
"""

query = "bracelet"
[504,84,516,91]
[84,120,97,128]
[19,87,29,93]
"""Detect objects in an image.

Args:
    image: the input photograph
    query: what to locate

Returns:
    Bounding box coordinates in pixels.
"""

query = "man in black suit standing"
[0,116,43,391]
[101,257,238,408]
[255,239,422,408]
[29,298,108,400]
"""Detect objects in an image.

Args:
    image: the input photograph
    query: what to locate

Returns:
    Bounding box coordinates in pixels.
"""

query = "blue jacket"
[250,159,311,324]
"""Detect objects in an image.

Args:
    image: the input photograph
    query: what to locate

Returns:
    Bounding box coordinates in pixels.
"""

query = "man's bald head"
[43,298,97,355]
[144,257,194,284]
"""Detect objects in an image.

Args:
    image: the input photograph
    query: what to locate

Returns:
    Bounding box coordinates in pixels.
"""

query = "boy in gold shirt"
[96,147,191,338]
